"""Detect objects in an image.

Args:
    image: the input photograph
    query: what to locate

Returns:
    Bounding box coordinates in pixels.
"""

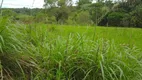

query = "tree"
[43,0,142,27]
[44,0,72,24]
[77,0,92,9]
[58,0,73,7]
[44,0,58,8]
[89,2,108,25]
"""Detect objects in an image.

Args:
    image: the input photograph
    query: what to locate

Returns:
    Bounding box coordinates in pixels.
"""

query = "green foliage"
[77,0,92,9]
[47,16,56,24]
[34,12,48,23]
[44,0,58,8]
[121,13,131,27]
[130,4,142,28]
[55,6,69,24]
[0,0,141,27]
[1,9,17,23]
[105,0,113,9]
[107,12,126,26]
[44,0,71,24]
[2,9,16,18]
[89,2,108,24]
[75,11,92,25]
[58,0,66,7]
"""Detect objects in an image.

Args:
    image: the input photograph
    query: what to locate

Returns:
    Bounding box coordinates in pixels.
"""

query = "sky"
[0,0,78,8]
[0,0,45,8]
[0,0,119,8]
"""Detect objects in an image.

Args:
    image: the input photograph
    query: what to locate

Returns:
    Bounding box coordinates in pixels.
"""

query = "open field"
[46,24,142,50]
[0,23,142,80]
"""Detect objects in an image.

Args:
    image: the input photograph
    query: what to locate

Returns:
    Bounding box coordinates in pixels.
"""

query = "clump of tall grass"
[0,18,38,80]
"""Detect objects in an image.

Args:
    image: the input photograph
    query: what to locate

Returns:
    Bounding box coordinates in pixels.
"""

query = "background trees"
[130,4,142,28]
[44,0,73,24]
[1,0,142,27]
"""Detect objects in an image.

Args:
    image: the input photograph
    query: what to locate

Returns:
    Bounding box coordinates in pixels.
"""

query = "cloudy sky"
[0,0,78,8]
[0,0,45,8]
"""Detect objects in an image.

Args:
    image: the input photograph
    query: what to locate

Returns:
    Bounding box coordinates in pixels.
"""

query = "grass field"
[46,24,142,50]
[0,22,142,80]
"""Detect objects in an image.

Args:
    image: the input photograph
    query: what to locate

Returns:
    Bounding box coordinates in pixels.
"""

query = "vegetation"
[1,0,142,27]
[0,18,142,79]
[0,0,142,80]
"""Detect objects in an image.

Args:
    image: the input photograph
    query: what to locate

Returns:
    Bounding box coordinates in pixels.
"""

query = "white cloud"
[0,0,44,8]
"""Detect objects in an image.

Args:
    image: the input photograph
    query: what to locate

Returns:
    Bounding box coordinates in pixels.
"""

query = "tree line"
[1,0,142,27]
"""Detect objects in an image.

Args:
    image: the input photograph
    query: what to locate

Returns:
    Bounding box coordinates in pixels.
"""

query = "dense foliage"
[1,0,142,27]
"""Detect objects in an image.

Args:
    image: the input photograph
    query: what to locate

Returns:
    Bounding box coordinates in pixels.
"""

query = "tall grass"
[0,18,38,80]
[32,31,142,80]
[0,20,142,80]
